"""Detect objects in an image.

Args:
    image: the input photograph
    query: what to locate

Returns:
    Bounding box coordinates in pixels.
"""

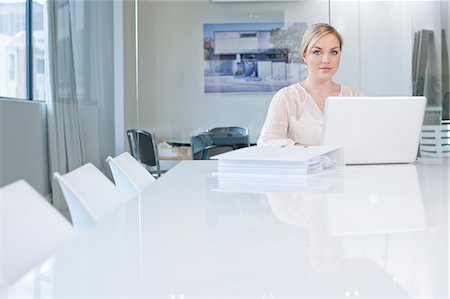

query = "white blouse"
[257,83,363,147]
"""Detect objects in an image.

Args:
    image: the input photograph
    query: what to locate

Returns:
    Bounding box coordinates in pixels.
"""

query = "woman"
[257,23,363,147]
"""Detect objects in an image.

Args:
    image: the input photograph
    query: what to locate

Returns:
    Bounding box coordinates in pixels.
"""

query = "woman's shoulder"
[340,85,364,96]
[274,83,308,102]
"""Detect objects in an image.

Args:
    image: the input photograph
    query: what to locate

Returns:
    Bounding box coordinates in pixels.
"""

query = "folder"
[212,145,344,175]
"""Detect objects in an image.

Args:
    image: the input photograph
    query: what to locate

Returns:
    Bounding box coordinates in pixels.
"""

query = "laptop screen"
[321,96,427,164]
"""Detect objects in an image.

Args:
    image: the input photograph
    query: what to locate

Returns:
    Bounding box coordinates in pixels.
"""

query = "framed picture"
[203,22,308,94]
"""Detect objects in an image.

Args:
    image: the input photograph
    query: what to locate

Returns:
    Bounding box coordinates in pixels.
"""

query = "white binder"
[212,145,344,175]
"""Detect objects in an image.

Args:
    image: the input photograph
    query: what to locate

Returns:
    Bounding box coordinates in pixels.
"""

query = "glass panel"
[442,0,449,121]
[135,1,328,143]
[32,0,45,100]
[0,0,27,99]
[331,0,447,123]
[409,1,446,125]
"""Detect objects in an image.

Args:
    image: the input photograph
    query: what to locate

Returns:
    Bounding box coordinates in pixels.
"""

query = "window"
[0,0,46,101]
[9,54,15,80]
[36,57,44,73]
[32,0,45,100]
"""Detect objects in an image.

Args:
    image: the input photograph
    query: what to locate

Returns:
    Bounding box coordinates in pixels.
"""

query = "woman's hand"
[294,142,311,148]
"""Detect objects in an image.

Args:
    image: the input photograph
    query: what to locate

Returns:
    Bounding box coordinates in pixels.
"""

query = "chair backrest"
[127,129,161,177]
[190,127,250,160]
[53,163,127,232]
[190,132,212,160]
[0,180,77,290]
[209,127,249,141]
[106,152,156,199]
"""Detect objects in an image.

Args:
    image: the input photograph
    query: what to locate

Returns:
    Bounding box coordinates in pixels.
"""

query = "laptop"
[321,96,427,164]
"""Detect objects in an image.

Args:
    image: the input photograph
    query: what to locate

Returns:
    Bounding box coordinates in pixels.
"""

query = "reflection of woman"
[258,23,363,147]
[268,193,344,279]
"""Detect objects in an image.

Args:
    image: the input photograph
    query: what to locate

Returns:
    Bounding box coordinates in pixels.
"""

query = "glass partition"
[128,0,449,160]
[132,0,329,145]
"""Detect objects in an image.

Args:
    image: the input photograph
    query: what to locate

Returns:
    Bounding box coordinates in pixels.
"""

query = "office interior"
[1,0,449,199]
[0,0,449,297]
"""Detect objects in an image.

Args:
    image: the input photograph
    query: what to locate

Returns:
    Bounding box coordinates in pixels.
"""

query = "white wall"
[332,0,444,100]
[331,1,414,96]
[0,100,113,195]
[329,1,362,90]
[0,99,50,195]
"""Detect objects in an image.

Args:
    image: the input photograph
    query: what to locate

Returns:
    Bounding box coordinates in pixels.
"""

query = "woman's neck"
[301,78,336,92]
[300,78,340,113]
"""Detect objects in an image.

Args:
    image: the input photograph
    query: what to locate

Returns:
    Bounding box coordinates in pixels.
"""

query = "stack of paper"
[215,171,340,193]
[212,145,344,175]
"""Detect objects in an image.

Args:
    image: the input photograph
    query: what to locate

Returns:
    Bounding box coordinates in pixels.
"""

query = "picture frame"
[203,22,308,94]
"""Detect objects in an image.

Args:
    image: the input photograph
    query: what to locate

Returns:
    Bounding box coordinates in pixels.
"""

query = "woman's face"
[303,33,341,81]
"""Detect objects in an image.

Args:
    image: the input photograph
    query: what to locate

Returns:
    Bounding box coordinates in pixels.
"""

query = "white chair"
[0,180,77,290]
[106,152,156,199]
[53,163,127,232]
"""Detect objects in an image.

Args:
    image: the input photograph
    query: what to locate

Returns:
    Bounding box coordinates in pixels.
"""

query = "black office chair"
[208,126,250,148]
[190,127,250,160]
[127,129,161,178]
[208,127,249,143]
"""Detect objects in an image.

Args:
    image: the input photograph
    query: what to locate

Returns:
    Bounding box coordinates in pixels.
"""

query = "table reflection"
[210,163,437,297]
[268,192,345,281]
[215,169,340,194]
[214,164,426,236]
[324,164,426,235]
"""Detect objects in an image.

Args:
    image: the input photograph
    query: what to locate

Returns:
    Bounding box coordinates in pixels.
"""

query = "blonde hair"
[300,23,343,59]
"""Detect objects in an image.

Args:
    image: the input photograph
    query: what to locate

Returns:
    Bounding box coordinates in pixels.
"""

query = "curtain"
[85,1,115,167]
[46,0,84,174]
[45,0,115,216]
[45,0,84,215]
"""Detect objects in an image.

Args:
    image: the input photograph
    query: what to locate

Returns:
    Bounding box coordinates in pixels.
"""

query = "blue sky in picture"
[203,22,285,39]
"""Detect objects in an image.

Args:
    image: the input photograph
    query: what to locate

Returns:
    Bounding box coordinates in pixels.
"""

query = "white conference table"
[1,158,449,298]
